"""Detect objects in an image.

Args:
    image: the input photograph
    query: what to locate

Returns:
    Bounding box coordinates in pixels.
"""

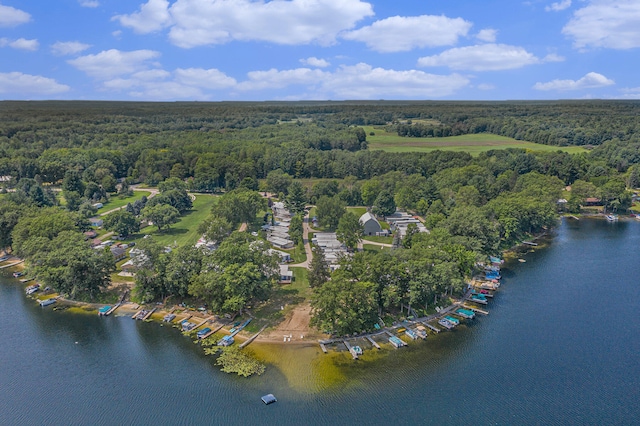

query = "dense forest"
[1,101,639,336]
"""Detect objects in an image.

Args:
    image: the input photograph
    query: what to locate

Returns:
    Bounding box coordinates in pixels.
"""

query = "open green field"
[363,126,586,155]
[131,194,217,248]
[96,191,151,214]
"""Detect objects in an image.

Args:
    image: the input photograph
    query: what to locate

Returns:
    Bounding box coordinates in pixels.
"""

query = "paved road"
[290,213,314,269]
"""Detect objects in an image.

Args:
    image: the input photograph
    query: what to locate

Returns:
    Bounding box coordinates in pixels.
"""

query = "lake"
[1,218,639,425]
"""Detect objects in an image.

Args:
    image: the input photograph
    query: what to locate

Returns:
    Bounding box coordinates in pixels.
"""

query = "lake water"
[1,218,639,425]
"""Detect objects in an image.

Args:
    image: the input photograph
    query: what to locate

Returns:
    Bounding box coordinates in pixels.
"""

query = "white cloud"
[68,49,161,79]
[240,64,470,99]
[174,68,237,89]
[239,68,329,91]
[476,29,497,42]
[418,44,540,71]
[0,38,39,51]
[533,72,614,91]
[113,0,171,34]
[10,38,38,51]
[0,72,69,95]
[0,4,31,27]
[342,15,471,52]
[563,0,640,49]
[546,0,571,12]
[51,41,91,56]
[617,87,640,99]
[115,0,373,48]
[79,0,100,7]
[477,83,495,90]
[543,53,565,62]
[300,57,331,68]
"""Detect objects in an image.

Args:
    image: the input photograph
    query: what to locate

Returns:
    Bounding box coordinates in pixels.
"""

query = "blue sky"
[1,0,639,101]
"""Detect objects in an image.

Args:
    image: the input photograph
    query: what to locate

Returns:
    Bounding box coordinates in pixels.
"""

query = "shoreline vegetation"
[2,101,640,381]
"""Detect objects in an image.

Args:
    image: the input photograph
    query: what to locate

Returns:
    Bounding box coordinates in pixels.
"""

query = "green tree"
[198,215,233,245]
[315,195,345,229]
[288,214,304,245]
[285,181,307,215]
[62,170,85,195]
[30,230,114,300]
[372,190,396,217]
[141,204,180,231]
[310,276,378,336]
[266,169,292,195]
[308,246,330,288]
[336,211,362,250]
[211,189,265,226]
[103,209,140,237]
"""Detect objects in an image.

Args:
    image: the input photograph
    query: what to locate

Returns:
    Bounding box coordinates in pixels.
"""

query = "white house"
[279,265,293,283]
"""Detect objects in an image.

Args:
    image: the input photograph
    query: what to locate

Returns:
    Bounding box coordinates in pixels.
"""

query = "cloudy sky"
[1,0,639,101]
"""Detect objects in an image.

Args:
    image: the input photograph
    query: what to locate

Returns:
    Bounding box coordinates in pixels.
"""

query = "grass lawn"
[282,244,307,263]
[363,244,387,253]
[362,235,393,244]
[126,194,217,248]
[251,267,309,325]
[363,126,586,156]
[96,191,151,214]
[347,206,367,217]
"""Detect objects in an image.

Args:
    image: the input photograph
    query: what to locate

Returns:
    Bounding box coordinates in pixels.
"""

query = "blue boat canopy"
[261,394,277,405]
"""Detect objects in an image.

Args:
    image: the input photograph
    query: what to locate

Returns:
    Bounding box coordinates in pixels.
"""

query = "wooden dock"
[191,316,215,330]
[522,241,538,246]
[423,322,441,333]
[142,308,156,320]
[0,259,23,269]
[176,313,192,323]
[463,305,489,315]
[319,343,328,353]
[239,324,268,349]
[131,309,142,319]
[366,336,381,349]
[19,277,34,283]
[104,303,120,316]
[344,341,359,359]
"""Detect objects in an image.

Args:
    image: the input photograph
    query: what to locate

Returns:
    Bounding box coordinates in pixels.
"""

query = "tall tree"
[315,195,345,229]
[285,181,307,215]
[198,215,233,245]
[288,214,304,245]
[336,211,362,251]
[308,246,330,288]
[141,204,180,231]
[372,190,396,217]
[103,209,140,237]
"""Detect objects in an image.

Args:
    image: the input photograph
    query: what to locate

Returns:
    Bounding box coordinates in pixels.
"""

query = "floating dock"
[320,343,328,353]
[366,336,381,349]
[423,322,441,333]
[239,324,268,349]
[344,341,359,359]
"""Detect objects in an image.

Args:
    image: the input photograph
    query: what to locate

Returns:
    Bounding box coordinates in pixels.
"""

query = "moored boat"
[444,315,460,326]
[351,345,363,356]
[388,335,405,348]
[405,328,418,340]
[39,297,57,307]
[25,284,40,295]
[163,313,176,322]
[98,305,111,316]
[197,327,211,339]
[415,326,427,339]
[455,308,476,319]
[605,214,619,222]
[217,335,234,346]
[438,318,455,329]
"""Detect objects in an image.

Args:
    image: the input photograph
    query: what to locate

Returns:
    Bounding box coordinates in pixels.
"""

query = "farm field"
[363,126,587,155]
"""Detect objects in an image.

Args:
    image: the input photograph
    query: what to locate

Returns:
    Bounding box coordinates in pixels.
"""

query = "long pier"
[423,322,441,333]
[142,308,156,320]
[175,313,192,323]
[366,336,381,349]
[344,341,359,359]
[0,260,23,269]
[104,303,121,316]
[131,309,142,319]
[191,315,215,331]
[463,305,489,315]
[320,343,328,353]
[239,324,268,349]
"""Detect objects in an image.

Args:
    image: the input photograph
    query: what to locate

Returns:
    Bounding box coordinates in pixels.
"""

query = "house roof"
[359,212,380,226]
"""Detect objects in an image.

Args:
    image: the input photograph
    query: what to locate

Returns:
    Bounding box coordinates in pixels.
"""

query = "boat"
[218,335,234,346]
[605,214,619,222]
[415,326,427,339]
[444,315,460,326]
[197,327,212,339]
[0,255,9,262]
[351,345,363,355]
[396,327,406,333]
[39,297,57,307]
[135,310,149,320]
[455,308,476,319]
[405,328,418,340]
[388,335,405,348]
[261,394,277,405]
[181,321,195,331]
[470,294,488,305]
[98,305,111,315]
[438,318,455,329]
[489,256,504,264]
[163,313,176,322]
[12,271,24,278]
[25,284,40,295]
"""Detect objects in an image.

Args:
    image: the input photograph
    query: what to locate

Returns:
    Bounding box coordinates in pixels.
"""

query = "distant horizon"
[1,1,639,102]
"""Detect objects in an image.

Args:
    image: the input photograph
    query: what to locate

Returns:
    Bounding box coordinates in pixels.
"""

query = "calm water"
[1,218,639,425]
